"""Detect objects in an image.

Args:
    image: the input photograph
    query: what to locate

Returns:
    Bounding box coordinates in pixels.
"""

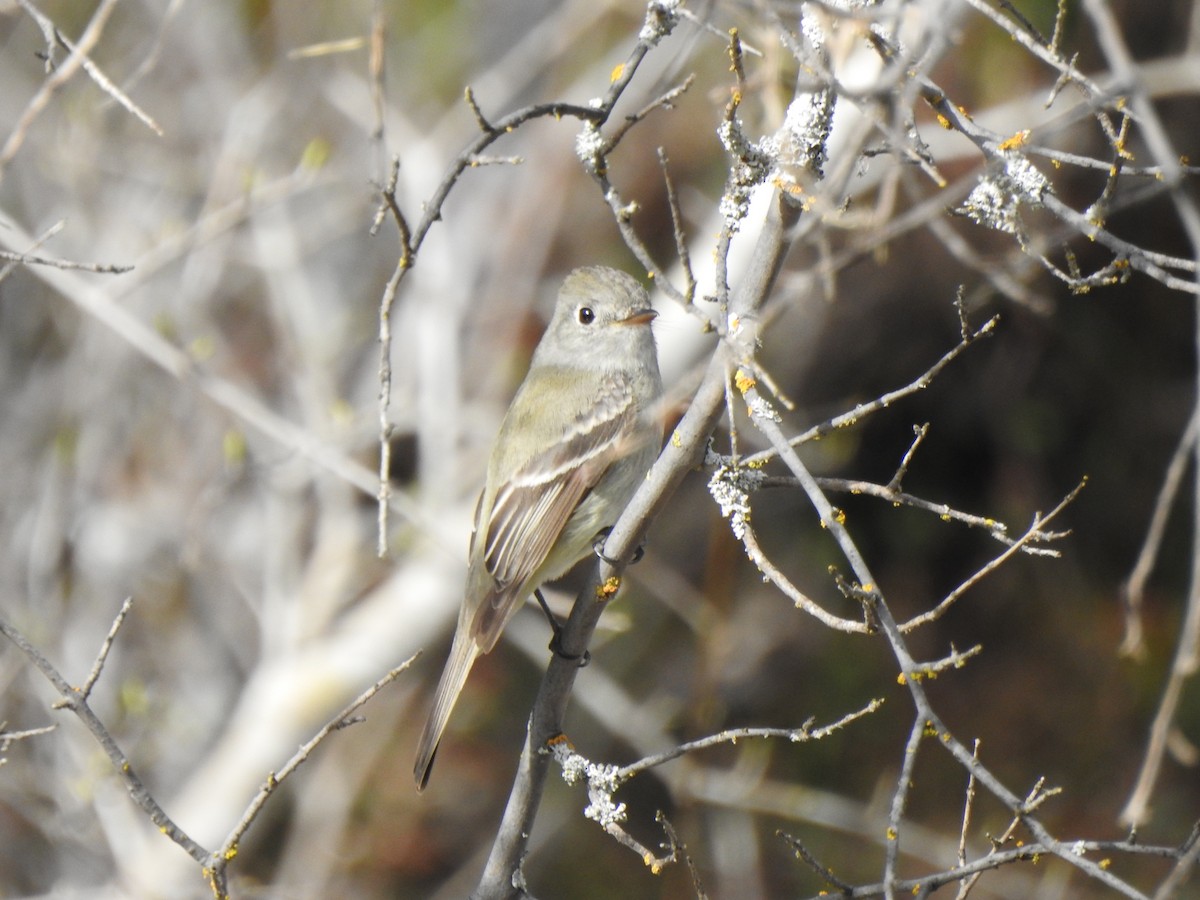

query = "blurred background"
[0,0,1198,897]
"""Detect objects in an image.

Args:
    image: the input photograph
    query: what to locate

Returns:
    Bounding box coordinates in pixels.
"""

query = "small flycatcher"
[414,266,663,790]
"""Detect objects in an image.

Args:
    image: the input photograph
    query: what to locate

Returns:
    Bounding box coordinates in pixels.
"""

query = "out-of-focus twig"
[2,0,161,180]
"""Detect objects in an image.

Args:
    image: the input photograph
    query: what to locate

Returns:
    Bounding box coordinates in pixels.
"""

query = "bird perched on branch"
[414,266,663,790]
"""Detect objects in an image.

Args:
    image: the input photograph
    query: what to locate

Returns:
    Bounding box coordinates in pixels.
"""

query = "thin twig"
[368,0,387,181]
[209,654,419,891]
[778,830,856,894]
[954,740,982,900]
[887,424,930,493]
[885,717,928,896]
[79,596,133,700]
[0,605,210,866]
[657,147,696,303]
[1120,408,1198,659]
[601,74,696,154]
[618,698,884,780]
[800,476,1010,542]
[745,314,999,465]
[900,481,1085,632]
[6,0,161,178]
[741,516,872,632]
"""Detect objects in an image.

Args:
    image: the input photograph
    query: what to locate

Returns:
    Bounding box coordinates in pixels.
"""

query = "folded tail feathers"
[413,633,480,791]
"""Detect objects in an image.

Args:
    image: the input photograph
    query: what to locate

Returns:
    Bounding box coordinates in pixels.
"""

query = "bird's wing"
[470,371,636,645]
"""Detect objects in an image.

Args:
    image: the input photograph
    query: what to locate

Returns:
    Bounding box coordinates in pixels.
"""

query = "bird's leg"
[591,526,645,566]
[535,588,589,667]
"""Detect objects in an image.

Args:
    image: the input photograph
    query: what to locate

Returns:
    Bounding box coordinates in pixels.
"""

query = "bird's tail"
[414,630,479,791]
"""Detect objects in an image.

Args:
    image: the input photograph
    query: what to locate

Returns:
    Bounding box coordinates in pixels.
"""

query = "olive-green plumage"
[414,267,663,790]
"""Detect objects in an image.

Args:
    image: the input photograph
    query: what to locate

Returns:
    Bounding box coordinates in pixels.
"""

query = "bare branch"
[0,604,211,867]
[616,697,884,781]
[901,481,1085,632]
[1120,409,1198,659]
[207,655,419,894]
[78,596,133,701]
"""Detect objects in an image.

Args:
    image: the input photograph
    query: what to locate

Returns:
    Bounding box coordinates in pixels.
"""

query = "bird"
[414,266,663,790]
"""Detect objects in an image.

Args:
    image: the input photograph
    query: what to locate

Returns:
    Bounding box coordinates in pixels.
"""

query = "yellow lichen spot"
[833,508,846,525]
[547,733,574,750]
[998,130,1031,151]
[646,270,655,279]
[886,827,897,841]
[912,886,921,896]
[734,369,756,395]
[671,430,682,448]
[1100,858,1111,870]
[224,844,239,861]
[1052,158,1062,169]
[596,576,621,599]
[936,112,952,130]
[897,673,907,685]
[159,825,168,834]
[923,720,938,737]
[610,63,626,84]
[940,512,951,522]
[1016,840,1025,848]
[122,762,131,774]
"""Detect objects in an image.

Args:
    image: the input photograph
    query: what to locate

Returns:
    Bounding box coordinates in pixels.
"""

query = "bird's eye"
[577,306,595,325]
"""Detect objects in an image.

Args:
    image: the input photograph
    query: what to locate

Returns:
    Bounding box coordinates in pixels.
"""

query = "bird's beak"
[618,308,657,326]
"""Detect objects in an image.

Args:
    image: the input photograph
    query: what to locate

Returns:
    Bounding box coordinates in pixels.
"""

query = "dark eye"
[577,306,595,324]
